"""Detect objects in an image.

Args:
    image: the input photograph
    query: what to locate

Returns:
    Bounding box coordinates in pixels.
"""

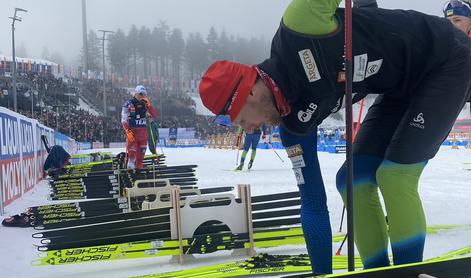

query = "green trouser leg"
[351,181,390,268]
[239,150,248,165]
[377,160,427,265]
[336,155,390,268]
[250,149,257,161]
[248,149,257,169]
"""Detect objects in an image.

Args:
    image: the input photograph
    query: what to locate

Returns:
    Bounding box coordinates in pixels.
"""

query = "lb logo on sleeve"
[297,103,318,123]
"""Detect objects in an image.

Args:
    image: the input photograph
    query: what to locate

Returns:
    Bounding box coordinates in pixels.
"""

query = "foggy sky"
[0,0,450,65]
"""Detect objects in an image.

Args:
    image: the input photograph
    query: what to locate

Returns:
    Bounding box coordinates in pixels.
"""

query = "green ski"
[133,254,363,278]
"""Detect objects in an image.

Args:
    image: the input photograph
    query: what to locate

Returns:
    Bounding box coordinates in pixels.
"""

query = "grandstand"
[0,55,64,78]
[1,51,469,148]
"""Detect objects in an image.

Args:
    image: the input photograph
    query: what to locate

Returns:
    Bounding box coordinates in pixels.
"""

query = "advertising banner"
[0,107,54,208]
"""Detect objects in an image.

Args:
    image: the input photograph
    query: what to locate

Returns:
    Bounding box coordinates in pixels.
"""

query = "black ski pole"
[338,206,346,233]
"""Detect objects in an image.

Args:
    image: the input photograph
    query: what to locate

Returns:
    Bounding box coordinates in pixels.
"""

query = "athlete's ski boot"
[247,160,254,170]
[235,164,244,171]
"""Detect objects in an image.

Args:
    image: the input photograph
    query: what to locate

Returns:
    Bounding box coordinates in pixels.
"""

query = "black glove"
[353,0,378,8]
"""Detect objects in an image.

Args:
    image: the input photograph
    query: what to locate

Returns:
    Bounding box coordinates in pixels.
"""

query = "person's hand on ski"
[125,129,135,142]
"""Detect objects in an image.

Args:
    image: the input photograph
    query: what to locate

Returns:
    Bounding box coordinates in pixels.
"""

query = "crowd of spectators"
[17,109,124,143]
[2,72,236,143]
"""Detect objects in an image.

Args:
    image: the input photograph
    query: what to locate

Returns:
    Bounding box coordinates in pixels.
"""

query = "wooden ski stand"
[167,184,254,264]
[124,178,174,209]
[170,186,184,264]
[124,179,256,264]
[141,187,205,210]
[124,177,207,211]
[238,184,255,256]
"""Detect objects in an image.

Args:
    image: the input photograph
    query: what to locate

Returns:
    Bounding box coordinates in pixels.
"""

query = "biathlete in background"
[121,85,158,169]
[235,127,266,171]
[443,0,471,36]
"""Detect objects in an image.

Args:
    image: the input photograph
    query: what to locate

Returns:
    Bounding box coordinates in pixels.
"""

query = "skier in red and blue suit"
[121,85,158,169]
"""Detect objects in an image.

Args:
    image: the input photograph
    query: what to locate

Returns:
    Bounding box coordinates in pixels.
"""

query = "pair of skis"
[33,191,301,250]
[34,191,300,230]
[49,165,198,200]
[283,248,471,278]
[33,226,312,266]
[29,186,234,226]
[135,254,362,278]
[133,247,471,278]
[64,153,164,175]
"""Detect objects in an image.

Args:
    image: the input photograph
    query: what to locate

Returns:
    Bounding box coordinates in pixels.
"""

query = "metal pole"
[98,29,114,145]
[11,19,17,112]
[82,0,89,79]
[9,8,27,112]
[68,94,71,135]
[99,29,114,117]
[344,0,355,272]
[102,34,106,117]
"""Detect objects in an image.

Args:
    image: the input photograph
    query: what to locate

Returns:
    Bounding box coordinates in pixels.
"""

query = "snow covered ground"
[1,146,470,278]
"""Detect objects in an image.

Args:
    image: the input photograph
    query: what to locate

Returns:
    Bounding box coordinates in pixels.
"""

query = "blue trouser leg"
[281,126,332,275]
[249,133,260,162]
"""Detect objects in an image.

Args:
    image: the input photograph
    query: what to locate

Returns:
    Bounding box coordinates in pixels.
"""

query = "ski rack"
[121,178,186,212]
[141,187,204,210]
[240,184,255,257]
[168,184,254,264]
[123,178,255,264]
[124,178,174,199]
[171,187,184,264]
[124,178,199,210]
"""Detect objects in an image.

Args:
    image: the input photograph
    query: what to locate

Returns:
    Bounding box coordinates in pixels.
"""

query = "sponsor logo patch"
[365,59,383,78]
[298,49,321,82]
[286,144,303,157]
[227,91,239,113]
[353,54,368,82]
[293,168,305,185]
[409,112,425,129]
[297,103,317,123]
[331,97,343,113]
[290,155,306,168]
